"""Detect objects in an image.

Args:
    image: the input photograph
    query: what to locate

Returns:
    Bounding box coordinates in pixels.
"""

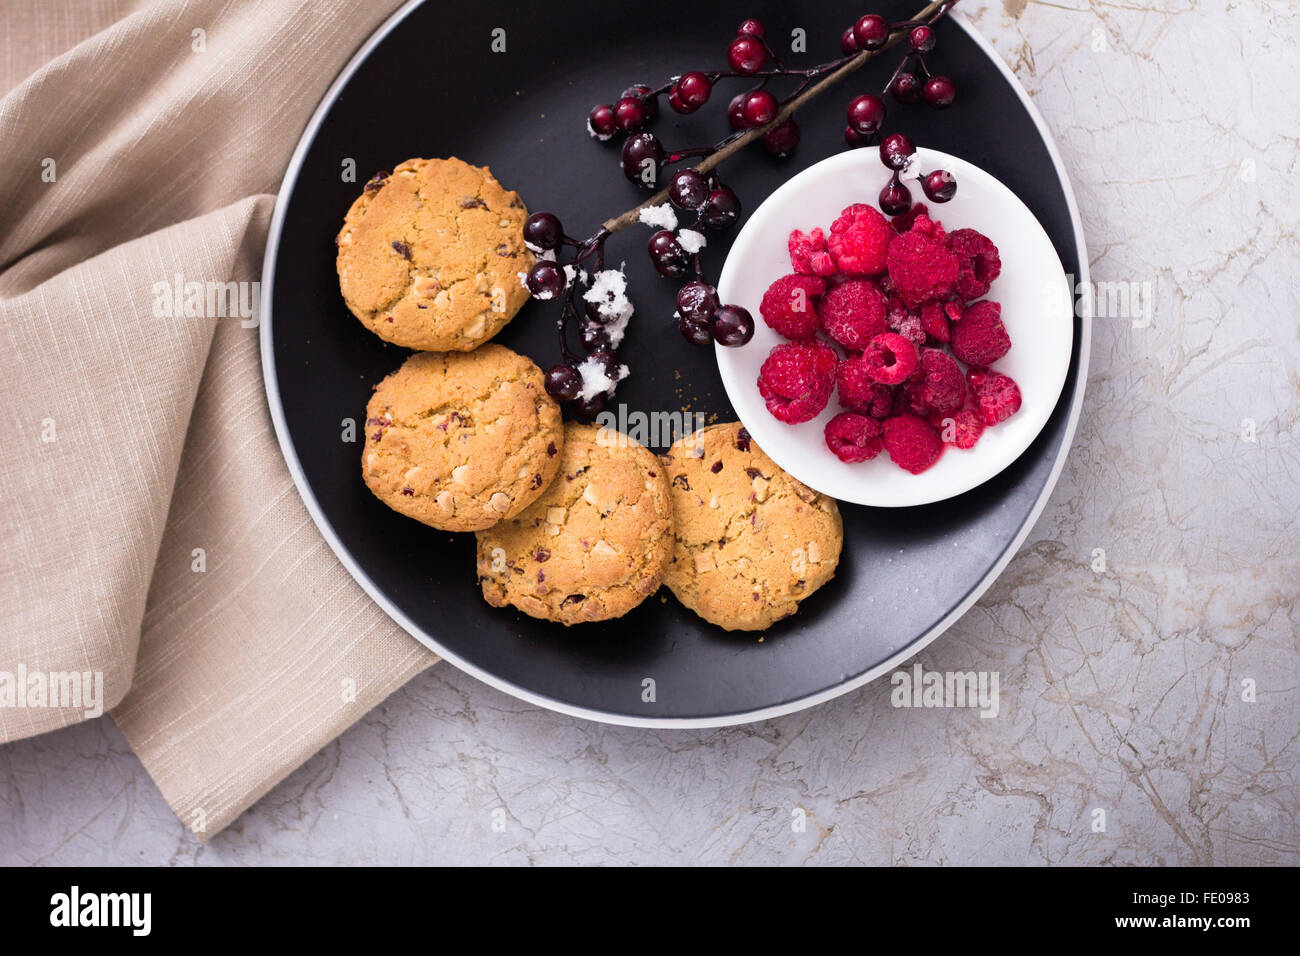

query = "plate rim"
[258,1,1092,729]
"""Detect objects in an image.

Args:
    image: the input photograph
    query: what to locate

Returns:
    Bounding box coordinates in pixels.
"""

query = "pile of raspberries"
[756,202,1019,474]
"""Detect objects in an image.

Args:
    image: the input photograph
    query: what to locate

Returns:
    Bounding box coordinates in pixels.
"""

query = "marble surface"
[3,0,1297,865]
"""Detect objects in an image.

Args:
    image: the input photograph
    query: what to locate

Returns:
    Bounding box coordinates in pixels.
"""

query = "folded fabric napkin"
[0,0,436,839]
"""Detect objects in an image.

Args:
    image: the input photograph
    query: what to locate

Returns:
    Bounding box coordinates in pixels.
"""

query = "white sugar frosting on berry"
[638,203,678,231]
[677,228,706,254]
[583,267,635,347]
[576,355,630,401]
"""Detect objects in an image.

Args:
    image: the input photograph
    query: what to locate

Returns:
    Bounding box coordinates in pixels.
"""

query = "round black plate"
[262,0,1088,724]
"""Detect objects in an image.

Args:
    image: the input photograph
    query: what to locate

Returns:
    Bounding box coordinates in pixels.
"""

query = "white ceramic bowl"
[715,147,1073,507]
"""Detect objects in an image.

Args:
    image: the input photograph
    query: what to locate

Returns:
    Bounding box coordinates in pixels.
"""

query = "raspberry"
[890,202,928,234]
[860,332,919,385]
[885,226,959,307]
[919,300,949,342]
[910,348,966,417]
[949,300,1011,366]
[930,407,985,449]
[827,203,892,275]
[819,279,888,349]
[824,412,884,462]
[907,213,947,243]
[788,227,837,277]
[835,355,893,416]
[948,228,1002,300]
[757,342,837,424]
[760,274,826,340]
[882,414,944,474]
[885,297,926,346]
[943,300,964,323]
[967,366,1022,426]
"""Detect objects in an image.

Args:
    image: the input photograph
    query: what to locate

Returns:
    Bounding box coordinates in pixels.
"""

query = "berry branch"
[523,1,963,416]
[602,0,957,235]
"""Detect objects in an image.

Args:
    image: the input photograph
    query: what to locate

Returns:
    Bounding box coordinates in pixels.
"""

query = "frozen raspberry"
[943,300,964,323]
[760,274,826,340]
[909,348,966,417]
[967,366,1022,426]
[836,356,893,416]
[882,414,944,474]
[906,213,947,243]
[757,342,837,424]
[886,226,959,307]
[890,202,928,234]
[860,332,919,385]
[824,412,884,462]
[949,300,1011,366]
[919,301,949,342]
[948,228,1002,300]
[885,297,926,346]
[827,203,892,275]
[819,279,888,349]
[930,407,985,449]
[788,227,837,277]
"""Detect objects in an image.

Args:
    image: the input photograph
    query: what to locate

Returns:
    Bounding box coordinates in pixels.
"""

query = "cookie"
[662,422,842,631]
[337,157,533,351]
[475,423,673,625]
[362,346,563,532]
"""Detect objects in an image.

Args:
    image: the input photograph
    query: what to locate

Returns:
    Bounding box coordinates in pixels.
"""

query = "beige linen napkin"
[0,0,437,839]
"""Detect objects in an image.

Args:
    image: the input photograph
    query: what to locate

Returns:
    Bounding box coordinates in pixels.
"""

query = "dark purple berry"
[676,281,719,322]
[588,347,622,379]
[879,133,915,170]
[879,180,913,216]
[648,230,689,278]
[740,89,777,127]
[544,363,582,402]
[698,187,741,230]
[580,321,611,351]
[712,305,755,347]
[847,94,886,136]
[621,84,658,120]
[924,76,957,109]
[678,313,713,346]
[523,212,563,251]
[574,393,607,420]
[673,71,712,112]
[737,18,765,38]
[844,125,868,147]
[621,132,664,189]
[728,35,766,74]
[922,169,957,202]
[853,14,890,51]
[840,27,859,55]
[761,119,799,157]
[727,92,748,130]
[890,72,922,105]
[588,104,616,139]
[909,25,936,53]
[526,260,565,298]
[614,96,647,132]
[668,169,709,210]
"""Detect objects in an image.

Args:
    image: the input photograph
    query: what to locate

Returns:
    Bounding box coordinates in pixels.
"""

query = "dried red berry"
[825,412,884,462]
[967,366,1023,426]
[759,274,826,340]
[948,228,1002,300]
[788,227,837,277]
[757,342,838,424]
[886,225,960,307]
[860,332,919,386]
[949,300,1011,366]
[827,203,893,275]
[819,279,888,349]
[882,414,944,474]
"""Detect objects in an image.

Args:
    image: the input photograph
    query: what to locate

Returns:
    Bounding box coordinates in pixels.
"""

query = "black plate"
[262,0,1088,724]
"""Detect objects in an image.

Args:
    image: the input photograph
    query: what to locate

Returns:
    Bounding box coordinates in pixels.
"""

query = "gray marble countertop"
[3,0,1297,865]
